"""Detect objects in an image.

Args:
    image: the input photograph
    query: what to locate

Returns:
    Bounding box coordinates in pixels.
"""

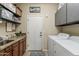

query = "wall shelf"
[0,4,21,24]
[0,17,21,24]
[0,4,21,17]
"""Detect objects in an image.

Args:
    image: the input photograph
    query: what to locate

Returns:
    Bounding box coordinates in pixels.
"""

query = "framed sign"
[6,22,16,32]
[6,22,12,32]
[29,7,40,13]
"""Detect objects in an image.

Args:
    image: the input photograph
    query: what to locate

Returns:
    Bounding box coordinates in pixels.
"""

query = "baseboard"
[42,49,48,56]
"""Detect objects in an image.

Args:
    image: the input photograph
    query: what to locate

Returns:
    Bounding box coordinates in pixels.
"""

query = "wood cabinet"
[12,42,19,56]
[0,46,12,56]
[19,39,24,56]
[0,49,5,56]
[19,37,26,56]
[12,37,26,56]
[12,36,26,56]
[5,46,13,56]
[0,36,26,56]
[23,37,26,54]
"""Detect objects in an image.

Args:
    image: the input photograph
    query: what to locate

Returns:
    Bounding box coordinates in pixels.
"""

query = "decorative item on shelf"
[13,15,20,22]
[29,7,40,13]
[6,22,12,32]
[0,5,13,21]
[15,31,22,37]
[16,6,22,16]
[1,3,16,13]
[0,4,21,24]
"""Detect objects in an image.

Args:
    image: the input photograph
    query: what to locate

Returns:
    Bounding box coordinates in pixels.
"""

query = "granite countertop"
[0,35,26,51]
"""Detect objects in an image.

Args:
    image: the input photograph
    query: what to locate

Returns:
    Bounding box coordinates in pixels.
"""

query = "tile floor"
[30,50,45,56]
[23,50,48,56]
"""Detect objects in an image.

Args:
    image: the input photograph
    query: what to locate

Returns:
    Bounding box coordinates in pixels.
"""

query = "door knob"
[40,35,42,36]
[40,32,42,38]
[40,32,42,34]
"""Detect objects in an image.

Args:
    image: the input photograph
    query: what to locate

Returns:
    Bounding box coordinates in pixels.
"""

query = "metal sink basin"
[0,40,14,46]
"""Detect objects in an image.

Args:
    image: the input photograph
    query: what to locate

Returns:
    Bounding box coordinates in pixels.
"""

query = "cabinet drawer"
[12,42,19,56]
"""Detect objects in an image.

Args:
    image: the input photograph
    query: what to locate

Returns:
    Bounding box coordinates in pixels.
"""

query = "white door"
[27,16,43,50]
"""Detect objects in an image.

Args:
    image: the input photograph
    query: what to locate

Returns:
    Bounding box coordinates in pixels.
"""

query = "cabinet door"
[5,46,13,56]
[67,3,79,23]
[12,42,19,56]
[20,42,23,56]
[19,39,24,56]
[23,37,26,54]
[55,4,66,26]
[19,37,26,56]
[0,46,12,56]
[0,49,5,56]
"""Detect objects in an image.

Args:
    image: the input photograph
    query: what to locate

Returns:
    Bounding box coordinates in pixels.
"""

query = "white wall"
[16,3,59,49]
[16,4,27,33]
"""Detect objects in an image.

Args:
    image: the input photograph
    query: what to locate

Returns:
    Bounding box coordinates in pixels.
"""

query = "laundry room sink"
[0,40,14,46]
